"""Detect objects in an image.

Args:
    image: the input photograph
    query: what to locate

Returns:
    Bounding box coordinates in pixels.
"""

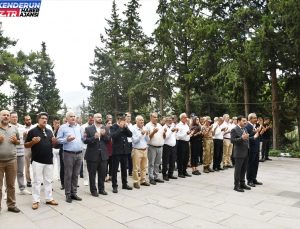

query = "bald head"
[0,110,10,126]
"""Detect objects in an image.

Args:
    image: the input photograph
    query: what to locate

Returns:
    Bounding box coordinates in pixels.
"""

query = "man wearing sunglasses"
[25,112,58,210]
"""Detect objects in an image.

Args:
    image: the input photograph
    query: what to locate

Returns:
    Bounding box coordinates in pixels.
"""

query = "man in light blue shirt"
[131,115,150,189]
[57,111,83,203]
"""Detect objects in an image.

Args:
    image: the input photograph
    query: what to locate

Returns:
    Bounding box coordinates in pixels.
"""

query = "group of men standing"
[0,109,272,213]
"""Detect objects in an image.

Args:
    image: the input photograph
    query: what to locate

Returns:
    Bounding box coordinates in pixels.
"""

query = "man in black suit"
[110,113,133,193]
[83,113,109,196]
[231,116,253,192]
[245,113,263,187]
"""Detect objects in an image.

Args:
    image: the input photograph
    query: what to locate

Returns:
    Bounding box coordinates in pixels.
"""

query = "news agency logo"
[0,0,41,17]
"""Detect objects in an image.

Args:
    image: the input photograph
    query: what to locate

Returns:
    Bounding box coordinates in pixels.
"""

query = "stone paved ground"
[1,157,300,229]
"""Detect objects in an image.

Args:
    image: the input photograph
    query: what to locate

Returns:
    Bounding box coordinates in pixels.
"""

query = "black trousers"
[199,139,203,164]
[106,156,112,176]
[234,156,248,187]
[190,139,201,167]
[87,160,107,193]
[261,139,271,159]
[213,139,223,170]
[162,144,176,176]
[177,140,189,175]
[59,148,64,186]
[127,143,133,175]
[112,154,128,188]
[247,150,259,182]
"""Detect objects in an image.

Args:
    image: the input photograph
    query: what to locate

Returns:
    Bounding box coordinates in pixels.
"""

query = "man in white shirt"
[176,113,194,178]
[145,112,166,185]
[212,117,225,171]
[23,115,33,187]
[221,114,234,168]
[10,112,31,195]
[162,116,178,181]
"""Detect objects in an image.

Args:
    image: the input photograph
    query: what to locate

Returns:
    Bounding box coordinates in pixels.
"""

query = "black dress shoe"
[154,178,164,183]
[8,206,21,213]
[60,185,65,190]
[112,187,118,193]
[218,168,224,171]
[214,168,220,172]
[178,174,186,178]
[259,158,265,162]
[71,194,82,201]
[240,184,251,190]
[66,196,72,203]
[150,179,157,185]
[168,175,177,179]
[233,187,245,192]
[122,185,133,190]
[253,180,263,185]
[227,165,233,168]
[91,192,99,197]
[99,190,108,195]
[163,176,169,181]
[27,182,32,187]
[247,182,256,187]
[184,173,192,177]
[265,158,272,161]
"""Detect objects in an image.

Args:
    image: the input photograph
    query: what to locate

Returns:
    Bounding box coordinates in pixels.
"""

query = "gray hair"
[179,113,187,120]
[135,115,144,122]
[66,111,75,118]
[248,113,257,121]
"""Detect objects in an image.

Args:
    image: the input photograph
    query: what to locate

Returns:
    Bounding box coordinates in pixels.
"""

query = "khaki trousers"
[0,159,17,208]
[203,139,213,168]
[132,148,148,184]
[223,139,233,166]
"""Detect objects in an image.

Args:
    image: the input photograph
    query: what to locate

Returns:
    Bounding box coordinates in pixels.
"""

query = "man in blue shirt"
[57,111,83,203]
[131,115,150,189]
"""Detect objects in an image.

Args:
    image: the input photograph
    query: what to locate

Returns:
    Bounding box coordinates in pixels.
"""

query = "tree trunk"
[185,87,190,116]
[271,68,280,149]
[128,94,133,114]
[114,91,118,119]
[159,87,164,116]
[243,77,250,117]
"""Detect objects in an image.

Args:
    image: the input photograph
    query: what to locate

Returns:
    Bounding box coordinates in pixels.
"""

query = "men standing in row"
[146,112,166,184]
[0,110,21,213]
[246,113,263,187]
[10,112,31,195]
[162,116,178,180]
[231,116,252,192]
[57,111,83,203]
[131,115,150,189]
[25,112,59,210]
[84,113,109,196]
[176,113,194,178]
[110,114,133,193]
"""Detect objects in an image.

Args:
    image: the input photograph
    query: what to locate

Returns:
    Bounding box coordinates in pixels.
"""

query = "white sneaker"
[84,180,89,186]
[19,189,32,195]
[4,192,7,200]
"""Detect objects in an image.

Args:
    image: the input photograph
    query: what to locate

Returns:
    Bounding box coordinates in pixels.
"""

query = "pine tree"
[87,0,125,116]
[121,0,152,113]
[10,51,34,118]
[29,42,62,116]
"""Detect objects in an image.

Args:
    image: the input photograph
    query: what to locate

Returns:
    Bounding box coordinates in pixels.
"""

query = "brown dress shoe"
[46,200,58,206]
[32,202,39,210]
[133,183,140,189]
